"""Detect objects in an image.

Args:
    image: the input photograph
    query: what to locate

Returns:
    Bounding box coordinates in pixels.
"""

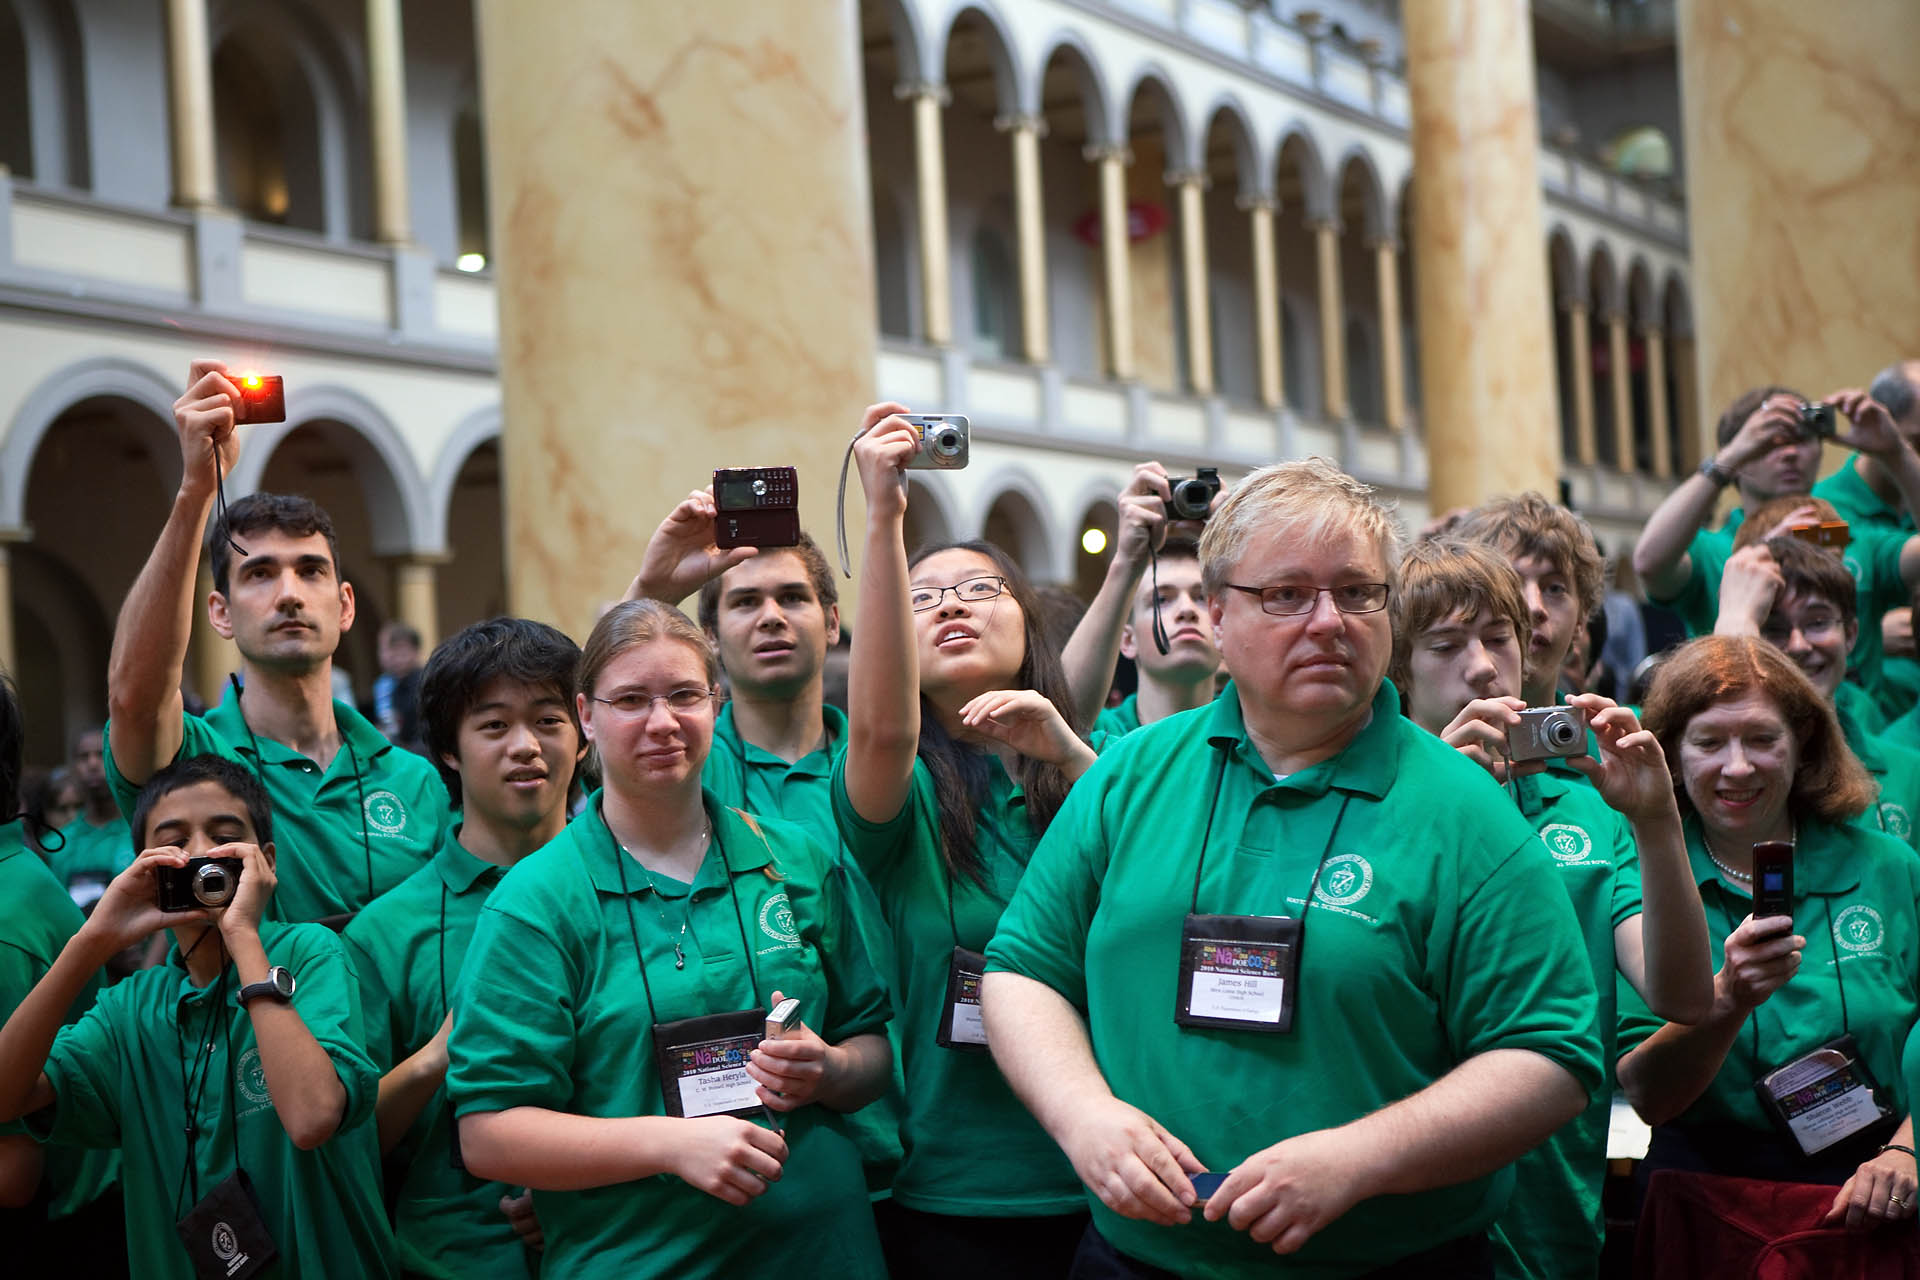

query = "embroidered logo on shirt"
[1314,854,1374,908]
[1881,803,1913,840]
[1540,823,1595,864]
[363,790,409,837]
[758,891,800,946]
[1833,904,1886,955]
[235,1046,273,1118]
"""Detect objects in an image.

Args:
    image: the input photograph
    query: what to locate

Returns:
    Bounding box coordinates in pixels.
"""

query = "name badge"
[176,1170,277,1280]
[1755,1033,1895,1159]
[1175,913,1300,1033]
[936,946,990,1052]
[652,1007,767,1120]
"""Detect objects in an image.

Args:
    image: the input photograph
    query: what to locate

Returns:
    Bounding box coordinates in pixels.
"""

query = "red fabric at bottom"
[1636,1170,1920,1279]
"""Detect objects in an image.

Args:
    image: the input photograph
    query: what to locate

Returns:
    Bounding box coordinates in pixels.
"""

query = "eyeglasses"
[909,575,1008,613]
[589,687,718,716]
[1223,582,1390,617]
[1761,613,1845,644]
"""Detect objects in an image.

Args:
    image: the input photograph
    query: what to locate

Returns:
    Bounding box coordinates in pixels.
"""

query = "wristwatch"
[238,966,296,1006]
[1698,457,1737,487]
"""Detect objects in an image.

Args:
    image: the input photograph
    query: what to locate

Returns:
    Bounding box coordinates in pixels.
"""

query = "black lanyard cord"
[173,940,234,1217]
[1149,544,1171,657]
[1716,889,1849,1066]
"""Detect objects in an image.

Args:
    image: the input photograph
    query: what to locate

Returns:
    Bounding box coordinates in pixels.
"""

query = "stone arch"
[1547,225,1579,304]
[1626,257,1657,330]
[1032,29,1115,146]
[863,0,930,88]
[1586,240,1622,318]
[1120,64,1192,172]
[1274,123,1332,222]
[1333,145,1388,242]
[226,384,434,556]
[1198,94,1265,198]
[427,404,501,543]
[2,0,89,188]
[1,355,182,528]
[937,2,1022,117]
[1662,272,1693,339]
[975,470,1063,582]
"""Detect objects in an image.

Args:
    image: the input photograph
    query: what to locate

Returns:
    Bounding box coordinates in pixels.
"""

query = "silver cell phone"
[765,997,801,1039]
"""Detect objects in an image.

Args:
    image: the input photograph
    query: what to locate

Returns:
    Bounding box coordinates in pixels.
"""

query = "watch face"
[271,967,295,999]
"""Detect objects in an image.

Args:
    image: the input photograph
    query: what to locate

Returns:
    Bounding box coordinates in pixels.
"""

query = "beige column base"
[389,557,448,655]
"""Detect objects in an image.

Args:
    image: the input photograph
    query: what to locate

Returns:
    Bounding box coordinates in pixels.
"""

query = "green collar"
[433,827,509,895]
[1206,679,1400,799]
[578,789,777,897]
[1513,767,1573,821]
[714,700,846,780]
[205,691,394,772]
[1686,814,1860,897]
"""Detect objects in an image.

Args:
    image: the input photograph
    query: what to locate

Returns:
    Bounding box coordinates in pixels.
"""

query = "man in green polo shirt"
[983,459,1602,1278]
[343,617,584,1279]
[0,753,395,1278]
[1062,464,1219,738]
[628,495,904,1195]
[48,729,134,914]
[102,359,447,926]
[1635,385,1920,717]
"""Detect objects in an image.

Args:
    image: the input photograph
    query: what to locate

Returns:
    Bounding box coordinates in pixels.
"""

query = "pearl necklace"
[1702,825,1795,890]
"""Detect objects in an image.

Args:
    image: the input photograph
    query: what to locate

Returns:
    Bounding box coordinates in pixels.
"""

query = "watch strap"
[1698,457,1736,487]
[238,966,294,1005]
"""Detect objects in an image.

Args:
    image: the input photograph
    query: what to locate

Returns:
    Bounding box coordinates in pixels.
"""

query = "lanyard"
[608,804,763,1033]
[1714,888,1847,1065]
[172,941,236,1217]
[1186,743,1355,926]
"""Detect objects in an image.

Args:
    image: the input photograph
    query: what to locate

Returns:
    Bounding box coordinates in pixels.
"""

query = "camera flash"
[242,374,262,389]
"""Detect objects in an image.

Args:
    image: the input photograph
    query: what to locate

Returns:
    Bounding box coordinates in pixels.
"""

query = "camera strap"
[835,430,863,579]
[212,448,248,561]
[1149,545,1172,657]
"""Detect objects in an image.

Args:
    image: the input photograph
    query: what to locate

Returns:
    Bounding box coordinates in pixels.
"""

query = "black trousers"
[873,1200,1090,1280]
[1069,1220,1494,1280]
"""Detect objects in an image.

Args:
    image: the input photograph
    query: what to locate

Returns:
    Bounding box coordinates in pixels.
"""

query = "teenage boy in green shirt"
[104,359,447,926]
[1390,537,1711,1280]
[47,729,134,912]
[628,498,904,1193]
[0,754,394,1279]
[343,618,585,1279]
[1062,463,1220,738]
[984,460,1604,1279]
[1714,534,1920,849]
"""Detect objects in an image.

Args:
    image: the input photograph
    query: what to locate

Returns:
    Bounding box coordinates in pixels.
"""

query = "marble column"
[1374,239,1406,431]
[1172,171,1213,396]
[998,114,1050,364]
[165,0,217,208]
[1679,0,1920,417]
[366,0,412,244]
[1089,143,1134,381]
[1646,326,1671,478]
[1607,310,1634,469]
[1565,300,1598,465]
[1312,220,1347,419]
[190,561,239,706]
[901,82,953,347]
[1671,334,1702,471]
[390,557,442,654]
[1404,0,1559,508]
[476,0,879,637]
[1243,193,1284,409]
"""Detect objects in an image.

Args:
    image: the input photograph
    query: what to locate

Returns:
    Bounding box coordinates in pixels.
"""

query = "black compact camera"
[1169,467,1222,522]
[903,415,969,470]
[231,374,286,425]
[156,856,244,913]
[1508,706,1589,762]
[713,466,800,550]
[1798,400,1836,439]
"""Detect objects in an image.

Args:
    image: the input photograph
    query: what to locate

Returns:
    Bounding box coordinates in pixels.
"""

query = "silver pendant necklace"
[621,822,711,970]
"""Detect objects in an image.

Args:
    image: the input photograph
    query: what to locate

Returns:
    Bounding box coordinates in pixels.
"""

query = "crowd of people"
[0,356,1919,1278]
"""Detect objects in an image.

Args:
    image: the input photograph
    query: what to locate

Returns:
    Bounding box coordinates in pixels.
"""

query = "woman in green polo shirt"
[446,600,893,1278]
[835,404,1099,1278]
[1619,636,1920,1227]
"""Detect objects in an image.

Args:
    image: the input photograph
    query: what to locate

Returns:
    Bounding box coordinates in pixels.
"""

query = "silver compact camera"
[904,414,969,470]
[1508,707,1588,762]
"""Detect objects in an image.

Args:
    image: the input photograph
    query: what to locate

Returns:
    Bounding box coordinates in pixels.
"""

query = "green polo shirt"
[1839,708,1920,850]
[446,793,889,1278]
[1093,694,1142,739]
[703,701,904,1193]
[829,751,1085,1218]
[1814,463,1913,535]
[986,681,1603,1279]
[30,921,392,1279]
[1885,703,1920,755]
[1836,680,1890,739]
[105,698,448,924]
[1650,514,1743,639]
[1492,772,1643,1280]
[44,812,134,908]
[341,834,530,1280]
[1618,819,1920,1138]
[0,823,119,1219]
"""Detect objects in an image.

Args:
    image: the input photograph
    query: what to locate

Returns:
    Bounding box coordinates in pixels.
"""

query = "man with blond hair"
[982,460,1602,1278]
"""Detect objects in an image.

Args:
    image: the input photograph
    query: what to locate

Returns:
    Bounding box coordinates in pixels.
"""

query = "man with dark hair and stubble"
[103,360,448,929]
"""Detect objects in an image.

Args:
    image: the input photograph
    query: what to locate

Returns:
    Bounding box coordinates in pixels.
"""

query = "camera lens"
[1546,717,1580,748]
[193,864,233,907]
[932,427,962,457]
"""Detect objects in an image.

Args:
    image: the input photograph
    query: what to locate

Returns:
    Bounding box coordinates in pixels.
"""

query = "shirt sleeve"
[1645,530,1717,625]
[811,854,892,1045]
[34,993,128,1150]
[1609,812,1645,930]
[1864,526,1914,618]
[982,760,1113,1012]
[280,926,381,1135]
[103,713,230,824]
[446,901,580,1117]
[829,755,925,883]
[1429,834,1605,1102]
[337,926,398,1075]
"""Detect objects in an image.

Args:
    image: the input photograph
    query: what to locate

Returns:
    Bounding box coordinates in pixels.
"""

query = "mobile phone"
[765,997,800,1040]
[1189,1171,1226,1205]
[1790,520,1851,550]
[1752,841,1793,918]
[230,373,286,425]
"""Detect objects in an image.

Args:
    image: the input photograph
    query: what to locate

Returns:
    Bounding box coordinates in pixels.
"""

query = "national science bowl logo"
[212,1222,240,1262]
[1315,854,1373,908]
[237,1047,271,1106]
[759,891,799,945]
[363,790,409,837]
[1540,824,1594,863]
[1882,804,1913,841]
[1833,904,1886,955]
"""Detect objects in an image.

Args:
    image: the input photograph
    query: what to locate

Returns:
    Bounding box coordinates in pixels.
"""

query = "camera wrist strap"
[835,431,863,579]
[1150,545,1171,657]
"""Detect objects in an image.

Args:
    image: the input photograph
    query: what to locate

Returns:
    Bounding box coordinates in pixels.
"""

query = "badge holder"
[653,1007,771,1120]
[177,1170,277,1280]
[1754,1033,1896,1161]
[935,946,990,1051]
[1175,914,1301,1033]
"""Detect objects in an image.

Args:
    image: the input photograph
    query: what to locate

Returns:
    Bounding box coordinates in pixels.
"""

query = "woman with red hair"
[1618,636,1920,1227]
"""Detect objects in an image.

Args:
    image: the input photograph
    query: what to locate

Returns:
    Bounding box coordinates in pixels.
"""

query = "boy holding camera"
[0,754,394,1279]
[1391,535,1710,1280]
